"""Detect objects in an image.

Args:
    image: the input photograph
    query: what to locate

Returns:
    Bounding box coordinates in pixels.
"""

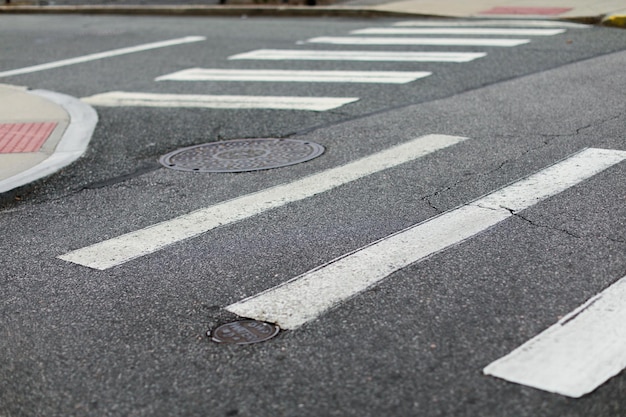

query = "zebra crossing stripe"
[81,91,358,111]
[229,49,486,63]
[484,274,626,398]
[307,36,530,47]
[58,134,468,270]
[155,68,431,84]
[0,36,206,78]
[226,148,626,330]
[393,20,589,28]
[351,28,566,36]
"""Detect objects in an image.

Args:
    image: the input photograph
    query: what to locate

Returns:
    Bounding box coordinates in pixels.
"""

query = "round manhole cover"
[159,138,324,173]
[210,320,280,345]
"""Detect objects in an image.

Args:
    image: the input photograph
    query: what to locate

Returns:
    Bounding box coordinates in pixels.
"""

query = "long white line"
[81,91,359,111]
[155,68,431,84]
[351,28,566,36]
[226,148,626,330]
[58,134,467,270]
[0,36,206,78]
[484,274,626,398]
[393,20,589,28]
[228,49,487,63]
[307,36,530,47]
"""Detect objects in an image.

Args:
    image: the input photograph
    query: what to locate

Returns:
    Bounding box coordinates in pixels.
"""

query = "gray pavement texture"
[0,2,625,414]
[0,0,625,195]
[1,42,625,416]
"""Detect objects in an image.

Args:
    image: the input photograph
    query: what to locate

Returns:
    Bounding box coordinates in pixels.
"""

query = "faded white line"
[484,274,626,397]
[81,91,358,111]
[307,36,529,47]
[228,49,486,63]
[58,134,467,270]
[351,28,566,36]
[0,36,206,78]
[155,68,431,84]
[393,20,589,28]
[227,148,626,330]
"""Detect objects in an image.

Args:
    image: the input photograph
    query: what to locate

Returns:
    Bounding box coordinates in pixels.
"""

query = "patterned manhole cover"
[159,138,324,173]
[210,320,280,345]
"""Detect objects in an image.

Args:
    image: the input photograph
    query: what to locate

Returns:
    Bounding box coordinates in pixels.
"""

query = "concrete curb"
[0,90,98,195]
[602,13,626,28]
[0,4,612,24]
[0,4,439,18]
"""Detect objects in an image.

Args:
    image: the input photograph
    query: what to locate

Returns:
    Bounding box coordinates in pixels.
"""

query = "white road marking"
[227,148,626,330]
[351,28,566,36]
[484,274,626,398]
[228,49,486,63]
[58,134,467,270]
[307,36,530,47]
[0,36,206,78]
[81,91,358,111]
[393,20,589,28]
[155,68,431,84]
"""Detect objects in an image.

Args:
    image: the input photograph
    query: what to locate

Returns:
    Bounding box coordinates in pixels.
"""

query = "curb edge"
[602,14,626,28]
[0,90,98,195]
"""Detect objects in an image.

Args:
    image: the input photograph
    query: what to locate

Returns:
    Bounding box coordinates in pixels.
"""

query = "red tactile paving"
[0,122,57,153]
[480,6,573,15]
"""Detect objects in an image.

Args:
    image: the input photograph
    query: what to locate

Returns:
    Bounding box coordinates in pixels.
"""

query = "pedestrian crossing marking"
[351,28,566,36]
[228,49,487,63]
[58,134,467,270]
[227,148,626,330]
[393,20,590,28]
[307,36,530,47]
[155,68,431,84]
[81,91,359,111]
[484,274,626,398]
[0,36,206,78]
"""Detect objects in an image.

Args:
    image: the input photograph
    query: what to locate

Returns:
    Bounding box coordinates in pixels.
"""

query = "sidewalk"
[0,0,624,197]
[0,84,97,196]
[1,0,626,24]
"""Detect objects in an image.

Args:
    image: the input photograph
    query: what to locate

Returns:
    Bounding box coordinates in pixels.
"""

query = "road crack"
[503,207,582,239]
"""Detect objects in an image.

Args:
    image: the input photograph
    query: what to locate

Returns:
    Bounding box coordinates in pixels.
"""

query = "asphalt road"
[1,14,626,417]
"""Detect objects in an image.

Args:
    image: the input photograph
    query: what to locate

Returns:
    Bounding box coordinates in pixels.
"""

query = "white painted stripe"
[226,148,626,330]
[0,36,206,78]
[58,134,467,270]
[393,20,589,28]
[155,68,431,84]
[228,49,487,63]
[307,36,529,47]
[484,274,626,397]
[81,91,358,111]
[351,28,566,36]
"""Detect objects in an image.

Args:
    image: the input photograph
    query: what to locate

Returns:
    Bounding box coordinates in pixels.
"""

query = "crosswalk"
[81,19,584,111]
[228,49,487,62]
[58,132,626,398]
[71,19,626,400]
[155,68,432,84]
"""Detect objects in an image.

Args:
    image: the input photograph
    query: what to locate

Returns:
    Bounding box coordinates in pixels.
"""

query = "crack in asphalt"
[504,208,583,240]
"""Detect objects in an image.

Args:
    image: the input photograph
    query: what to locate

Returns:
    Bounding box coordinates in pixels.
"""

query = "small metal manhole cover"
[210,320,280,345]
[159,138,324,173]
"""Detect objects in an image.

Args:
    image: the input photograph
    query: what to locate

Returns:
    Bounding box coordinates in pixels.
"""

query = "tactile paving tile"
[0,122,57,153]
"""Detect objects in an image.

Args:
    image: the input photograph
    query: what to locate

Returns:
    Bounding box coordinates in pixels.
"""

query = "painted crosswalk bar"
[81,92,358,111]
[307,36,530,47]
[227,148,626,330]
[393,20,589,28]
[229,49,486,63]
[155,68,431,84]
[58,134,468,270]
[484,274,626,397]
[351,28,566,36]
[0,36,206,79]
